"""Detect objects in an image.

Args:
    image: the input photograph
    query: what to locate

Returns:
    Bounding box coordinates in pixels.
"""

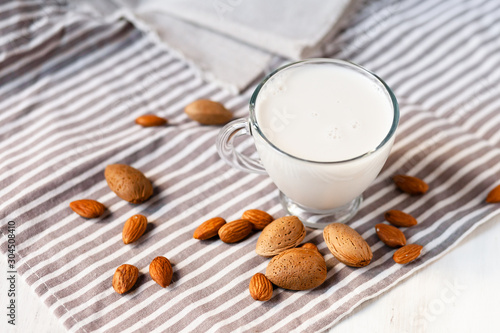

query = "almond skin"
[122,214,148,244]
[112,264,139,294]
[149,256,173,288]
[184,99,232,125]
[486,184,500,203]
[69,199,105,218]
[193,217,226,240]
[135,114,167,127]
[323,223,372,267]
[105,164,153,204]
[393,244,423,264]
[301,243,319,252]
[393,174,429,195]
[242,209,274,230]
[384,210,418,227]
[375,223,406,247]
[249,273,273,301]
[218,219,252,243]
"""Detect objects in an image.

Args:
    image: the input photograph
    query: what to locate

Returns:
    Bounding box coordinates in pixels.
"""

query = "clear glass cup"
[216,59,399,229]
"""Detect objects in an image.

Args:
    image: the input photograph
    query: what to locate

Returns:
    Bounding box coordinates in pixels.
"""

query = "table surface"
[1,215,499,333]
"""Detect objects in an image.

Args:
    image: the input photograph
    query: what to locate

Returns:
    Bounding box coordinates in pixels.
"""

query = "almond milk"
[252,61,396,210]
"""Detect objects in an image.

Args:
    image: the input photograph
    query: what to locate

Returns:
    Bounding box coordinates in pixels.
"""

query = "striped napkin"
[1,0,500,332]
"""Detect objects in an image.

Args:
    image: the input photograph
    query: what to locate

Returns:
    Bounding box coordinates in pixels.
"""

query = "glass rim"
[248,58,400,164]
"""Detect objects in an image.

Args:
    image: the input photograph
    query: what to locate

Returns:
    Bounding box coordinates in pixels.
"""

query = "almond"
[184,99,232,125]
[323,223,372,267]
[301,243,319,252]
[249,273,273,301]
[375,223,406,247]
[105,164,153,204]
[149,256,173,288]
[242,209,273,230]
[218,219,252,243]
[135,114,167,127]
[393,174,429,195]
[193,217,226,240]
[384,210,418,227]
[255,216,306,257]
[266,247,327,290]
[486,184,500,203]
[393,244,423,264]
[112,264,139,294]
[69,199,105,218]
[122,214,148,244]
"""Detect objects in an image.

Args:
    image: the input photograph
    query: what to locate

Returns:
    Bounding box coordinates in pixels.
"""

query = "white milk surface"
[256,63,393,162]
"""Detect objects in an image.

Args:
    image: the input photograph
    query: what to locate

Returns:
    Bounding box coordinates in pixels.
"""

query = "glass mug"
[216,59,399,229]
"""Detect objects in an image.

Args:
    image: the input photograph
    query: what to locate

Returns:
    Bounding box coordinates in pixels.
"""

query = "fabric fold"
[68,0,359,92]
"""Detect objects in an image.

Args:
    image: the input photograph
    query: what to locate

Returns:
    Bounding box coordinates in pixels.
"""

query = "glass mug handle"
[216,118,267,174]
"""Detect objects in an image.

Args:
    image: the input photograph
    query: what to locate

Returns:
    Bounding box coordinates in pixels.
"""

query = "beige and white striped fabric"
[1,0,500,332]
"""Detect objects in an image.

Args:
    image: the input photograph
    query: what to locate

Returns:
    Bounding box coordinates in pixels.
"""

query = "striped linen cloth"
[1,0,500,332]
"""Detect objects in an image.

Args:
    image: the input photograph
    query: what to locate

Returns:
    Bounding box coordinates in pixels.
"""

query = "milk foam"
[256,63,393,162]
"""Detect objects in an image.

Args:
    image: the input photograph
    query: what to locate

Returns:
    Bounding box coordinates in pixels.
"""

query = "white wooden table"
[2,216,499,333]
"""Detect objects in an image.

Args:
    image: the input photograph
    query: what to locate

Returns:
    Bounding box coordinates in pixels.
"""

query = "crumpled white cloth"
[69,0,358,93]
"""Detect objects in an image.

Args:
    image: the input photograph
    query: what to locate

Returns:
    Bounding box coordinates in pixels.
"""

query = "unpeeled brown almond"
[69,199,105,218]
[486,184,500,203]
[193,217,226,240]
[122,214,148,244]
[393,174,429,195]
[135,114,167,127]
[149,256,173,288]
[375,223,406,247]
[218,219,252,243]
[184,99,232,125]
[384,210,418,227]
[112,264,139,294]
[301,243,319,251]
[249,273,273,301]
[393,244,423,264]
[242,209,274,230]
